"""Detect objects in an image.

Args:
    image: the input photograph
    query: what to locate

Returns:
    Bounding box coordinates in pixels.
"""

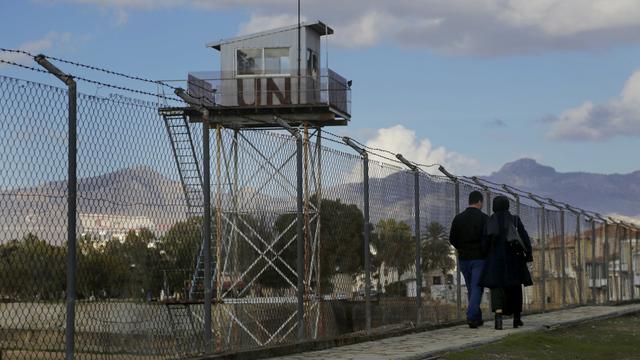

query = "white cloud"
[364,125,489,176]
[50,0,640,55]
[606,213,640,227]
[331,11,399,49]
[547,70,640,141]
[239,13,303,36]
[0,32,73,68]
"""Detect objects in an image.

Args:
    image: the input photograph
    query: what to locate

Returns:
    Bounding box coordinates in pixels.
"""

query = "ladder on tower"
[161,110,212,300]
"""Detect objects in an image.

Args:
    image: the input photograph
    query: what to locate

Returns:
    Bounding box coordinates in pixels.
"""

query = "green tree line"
[0,198,454,301]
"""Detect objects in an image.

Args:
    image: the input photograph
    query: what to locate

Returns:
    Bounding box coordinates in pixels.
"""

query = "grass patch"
[444,313,640,360]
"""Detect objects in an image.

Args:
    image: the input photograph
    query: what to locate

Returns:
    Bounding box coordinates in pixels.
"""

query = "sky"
[1,0,640,176]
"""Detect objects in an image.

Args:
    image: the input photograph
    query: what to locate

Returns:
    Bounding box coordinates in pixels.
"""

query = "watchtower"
[158,21,351,351]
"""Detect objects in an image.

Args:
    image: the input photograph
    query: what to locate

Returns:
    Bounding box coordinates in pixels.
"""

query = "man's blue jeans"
[459,259,485,322]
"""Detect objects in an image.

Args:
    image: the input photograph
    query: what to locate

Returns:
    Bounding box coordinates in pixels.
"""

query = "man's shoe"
[468,320,479,329]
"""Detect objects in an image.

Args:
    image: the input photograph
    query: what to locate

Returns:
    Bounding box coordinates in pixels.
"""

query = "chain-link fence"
[1,68,640,360]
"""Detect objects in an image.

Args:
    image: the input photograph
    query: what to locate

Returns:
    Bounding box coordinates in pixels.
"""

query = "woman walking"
[479,196,533,330]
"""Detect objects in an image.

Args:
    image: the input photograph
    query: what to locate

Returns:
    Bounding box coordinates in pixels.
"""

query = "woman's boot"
[494,310,503,330]
[513,313,523,328]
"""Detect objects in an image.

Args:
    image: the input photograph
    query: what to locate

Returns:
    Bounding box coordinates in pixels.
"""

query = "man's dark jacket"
[449,207,488,261]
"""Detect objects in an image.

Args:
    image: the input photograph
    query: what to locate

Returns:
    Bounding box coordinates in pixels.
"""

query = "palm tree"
[421,221,455,288]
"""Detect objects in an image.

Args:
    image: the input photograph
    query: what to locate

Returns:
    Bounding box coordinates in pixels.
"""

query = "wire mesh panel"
[418,174,458,324]
[604,223,618,302]
[592,221,608,304]
[367,160,417,330]
[564,211,584,306]
[2,71,638,359]
[76,91,203,358]
[0,76,69,359]
[317,144,366,338]
[518,201,541,313]
[631,227,640,299]
[543,209,563,310]
[623,227,633,301]
[618,226,631,301]
[581,218,596,304]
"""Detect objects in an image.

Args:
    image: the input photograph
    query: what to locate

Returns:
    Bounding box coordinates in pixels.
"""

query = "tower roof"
[206,21,334,50]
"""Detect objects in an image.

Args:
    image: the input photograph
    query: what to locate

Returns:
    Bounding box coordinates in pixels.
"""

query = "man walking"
[449,191,488,328]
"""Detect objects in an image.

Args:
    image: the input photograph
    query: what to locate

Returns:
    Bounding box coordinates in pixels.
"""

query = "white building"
[79,213,155,244]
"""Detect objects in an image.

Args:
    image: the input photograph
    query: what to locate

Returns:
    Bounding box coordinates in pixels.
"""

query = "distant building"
[79,213,155,243]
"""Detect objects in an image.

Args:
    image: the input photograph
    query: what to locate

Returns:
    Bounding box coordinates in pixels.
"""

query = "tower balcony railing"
[161,69,351,119]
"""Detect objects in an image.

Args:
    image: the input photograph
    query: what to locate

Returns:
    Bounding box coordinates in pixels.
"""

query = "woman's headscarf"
[487,195,511,236]
[492,195,510,213]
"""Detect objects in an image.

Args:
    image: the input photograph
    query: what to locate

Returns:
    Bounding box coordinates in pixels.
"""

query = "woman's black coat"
[479,211,534,289]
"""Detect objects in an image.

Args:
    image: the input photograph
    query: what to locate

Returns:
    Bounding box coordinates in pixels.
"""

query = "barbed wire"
[0,58,49,74]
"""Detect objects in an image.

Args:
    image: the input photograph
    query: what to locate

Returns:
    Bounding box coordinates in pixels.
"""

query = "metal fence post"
[295,130,304,340]
[631,226,640,300]
[627,225,633,300]
[342,137,371,333]
[618,222,623,301]
[363,152,371,332]
[547,199,565,306]
[485,190,491,216]
[502,185,521,217]
[567,205,584,305]
[619,223,625,300]
[575,212,582,305]
[529,194,546,312]
[439,166,461,321]
[396,154,421,325]
[589,217,597,303]
[454,182,461,320]
[609,220,620,302]
[616,222,622,301]
[541,206,546,311]
[35,55,77,360]
[600,218,610,303]
[560,209,566,306]
[618,223,624,301]
[202,115,212,352]
[540,205,547,312]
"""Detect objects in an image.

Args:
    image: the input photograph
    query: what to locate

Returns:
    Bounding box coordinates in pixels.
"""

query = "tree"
[274,197,365,292]
[77,234,128,299]
[421,221,455,281]
[372,219,414,275]
[158,216,204,296]
[0,233,66,300]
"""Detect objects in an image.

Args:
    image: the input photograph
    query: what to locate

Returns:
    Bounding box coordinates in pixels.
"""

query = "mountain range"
[1,158,637,243]
[485,158,640,218]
